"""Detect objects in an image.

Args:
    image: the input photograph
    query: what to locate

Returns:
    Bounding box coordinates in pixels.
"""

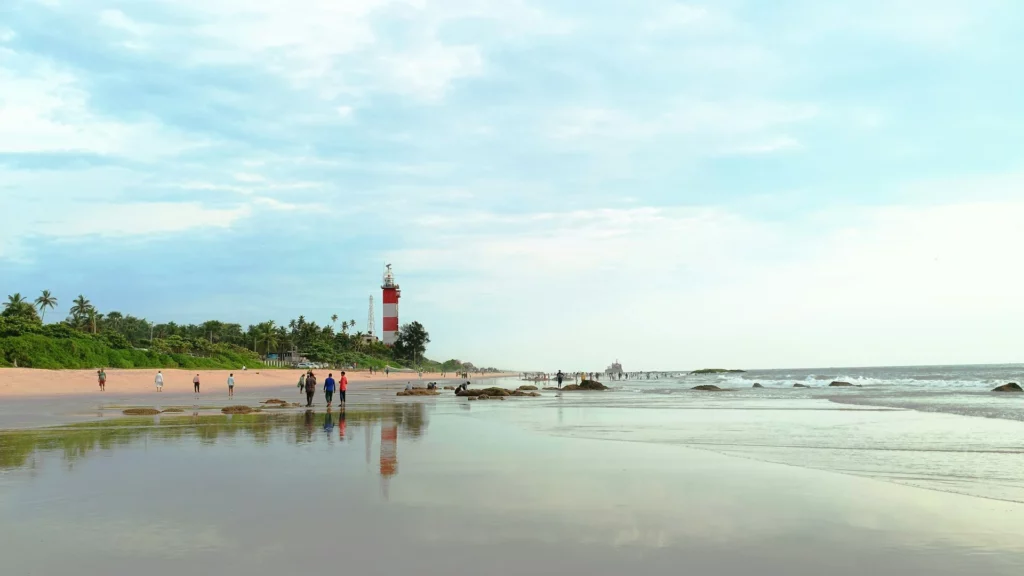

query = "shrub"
[0,333,262,369]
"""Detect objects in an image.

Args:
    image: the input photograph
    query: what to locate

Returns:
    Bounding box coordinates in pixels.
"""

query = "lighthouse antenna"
[367,295,376,337]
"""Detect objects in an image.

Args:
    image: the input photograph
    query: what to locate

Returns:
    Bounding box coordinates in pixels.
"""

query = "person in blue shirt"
[323,373,336,407]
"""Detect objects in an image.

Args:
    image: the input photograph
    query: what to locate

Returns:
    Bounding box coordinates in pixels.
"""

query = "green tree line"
[1,290,467,371]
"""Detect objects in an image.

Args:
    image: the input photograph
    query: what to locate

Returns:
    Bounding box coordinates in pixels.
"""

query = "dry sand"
[0,367,514,398]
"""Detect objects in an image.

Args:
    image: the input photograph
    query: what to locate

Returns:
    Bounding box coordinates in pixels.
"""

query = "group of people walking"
[98,370,236,394]
[94,369,348,403]
[299,370,347,408]
[150,370,232,395]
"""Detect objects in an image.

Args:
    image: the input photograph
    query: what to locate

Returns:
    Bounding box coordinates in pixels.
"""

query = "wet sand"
[0,367,513,398]
[2,380,1022,575]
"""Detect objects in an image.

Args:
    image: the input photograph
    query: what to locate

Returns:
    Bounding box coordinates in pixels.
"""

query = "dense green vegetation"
[1,290,485,371]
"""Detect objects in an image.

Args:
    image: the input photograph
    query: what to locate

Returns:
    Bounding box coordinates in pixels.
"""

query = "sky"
[1,0,1023,371]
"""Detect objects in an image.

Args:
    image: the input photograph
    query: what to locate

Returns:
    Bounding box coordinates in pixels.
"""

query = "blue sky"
[2,0,1023,370]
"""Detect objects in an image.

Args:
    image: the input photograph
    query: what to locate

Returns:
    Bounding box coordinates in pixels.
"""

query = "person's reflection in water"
[338,407,347,441]
[323,409,334,436]
[304,410,315,441]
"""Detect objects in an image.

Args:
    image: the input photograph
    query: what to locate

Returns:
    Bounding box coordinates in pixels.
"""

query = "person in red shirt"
[339,371,348,404]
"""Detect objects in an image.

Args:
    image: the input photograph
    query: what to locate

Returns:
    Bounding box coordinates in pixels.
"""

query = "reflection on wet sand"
[2,399,1024,576]
[0,403,428,486]
[381,416,398,499]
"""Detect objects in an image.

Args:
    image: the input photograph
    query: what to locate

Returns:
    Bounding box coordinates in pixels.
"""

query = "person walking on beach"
[298,372,306,394]
[304,372,317,407]
[339,371,348,404]
[385,366,390,378]
[154,371,164,392]
[193,374,201,394]
[227,373,235,398]
[556,370,564,389]
[324,373,336,407]
[97,369,107,392]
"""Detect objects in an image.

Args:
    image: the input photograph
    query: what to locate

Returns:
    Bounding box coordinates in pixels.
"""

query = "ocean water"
[484,365,1024,503]
[571,364,1024,420]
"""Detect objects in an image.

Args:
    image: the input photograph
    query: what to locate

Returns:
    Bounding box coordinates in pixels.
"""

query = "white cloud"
[232,172,265,183]
[857,0,1002,47]
[175,177,324,197]
[395,190,1024,369]
[98,9,146,36]
[0,56,204,158]
[0,29,15,42]
[645,4,715,31]
[0,194,253,259]
[550,101,818,155]
[779,0,1006,48]
[377,43,484,100]
[37,202,251,238]
[178,182,253,194]
[162,0,517,100]
[722,136,802,155]
[251,196,313,211]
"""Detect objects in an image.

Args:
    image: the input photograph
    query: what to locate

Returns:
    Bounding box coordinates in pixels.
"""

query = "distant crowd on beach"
[94,369,241,396]
[86,366,486,398]
[521,370,677,387]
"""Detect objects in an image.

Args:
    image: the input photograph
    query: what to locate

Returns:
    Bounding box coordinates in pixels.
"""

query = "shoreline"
[0,367,517,399]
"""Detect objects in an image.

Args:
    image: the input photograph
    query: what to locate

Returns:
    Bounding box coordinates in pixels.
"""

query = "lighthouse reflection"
[2,404,430,493]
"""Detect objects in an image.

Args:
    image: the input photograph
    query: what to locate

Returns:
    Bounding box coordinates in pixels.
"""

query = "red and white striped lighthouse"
[381,264,401,346]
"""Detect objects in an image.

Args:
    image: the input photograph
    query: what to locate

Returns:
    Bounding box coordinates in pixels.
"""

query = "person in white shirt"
[227,373,235,398]
[155,371,164,392]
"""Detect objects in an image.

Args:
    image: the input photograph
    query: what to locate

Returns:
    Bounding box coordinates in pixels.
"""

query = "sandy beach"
[0,367,515,398]
[1,378,1023,576]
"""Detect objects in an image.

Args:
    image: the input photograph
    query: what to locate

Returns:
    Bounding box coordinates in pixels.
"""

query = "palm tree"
[4,293,26,310]
[341,320,348,334]
[68,295,93,331]
[331,314,338,330]
[34,290,58,322]
[201,320,223,343]
[69,295,92,317]
[258,321,280,356]
[350,319,356,332]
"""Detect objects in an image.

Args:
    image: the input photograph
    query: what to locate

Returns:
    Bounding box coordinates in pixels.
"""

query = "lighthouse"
[381,264,401,346]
